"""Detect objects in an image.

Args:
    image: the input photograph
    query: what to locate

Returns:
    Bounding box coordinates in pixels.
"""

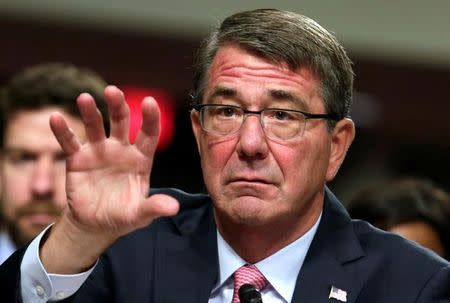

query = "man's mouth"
[228,177,273,186]
[16,201,63,225]
[21,212,58,226]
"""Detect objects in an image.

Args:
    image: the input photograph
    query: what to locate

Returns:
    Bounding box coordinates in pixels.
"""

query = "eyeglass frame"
[191,103,341,140]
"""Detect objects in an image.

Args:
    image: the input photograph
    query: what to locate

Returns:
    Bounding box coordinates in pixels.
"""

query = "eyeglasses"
[192,104,339,140]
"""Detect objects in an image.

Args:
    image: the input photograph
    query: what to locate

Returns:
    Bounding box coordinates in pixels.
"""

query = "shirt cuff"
[20,225,97,302]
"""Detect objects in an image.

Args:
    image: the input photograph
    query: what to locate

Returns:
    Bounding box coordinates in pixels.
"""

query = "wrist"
[39,213,115,274]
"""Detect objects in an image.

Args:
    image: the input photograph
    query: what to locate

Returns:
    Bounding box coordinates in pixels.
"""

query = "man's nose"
[31,157,55,197]
[236,115,269,159]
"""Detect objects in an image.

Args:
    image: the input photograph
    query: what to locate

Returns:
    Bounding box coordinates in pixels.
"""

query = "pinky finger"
[49,113,82,156]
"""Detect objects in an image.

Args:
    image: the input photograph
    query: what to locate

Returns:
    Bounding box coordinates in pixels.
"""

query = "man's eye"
[8,153,35,164]
[216,106,240,117]
[272,110,293,120]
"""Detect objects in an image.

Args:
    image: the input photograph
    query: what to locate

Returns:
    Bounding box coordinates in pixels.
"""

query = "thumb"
[139,194,180,222]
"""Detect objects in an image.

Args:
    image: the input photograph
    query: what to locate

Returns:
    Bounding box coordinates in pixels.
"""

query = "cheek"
[1,182,28,218]
[3,168,30,198]
[200,137,236,184]
[271,138,330,189]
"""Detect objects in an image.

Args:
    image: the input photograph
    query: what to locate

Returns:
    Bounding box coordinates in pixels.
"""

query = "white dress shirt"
[20,214,321,303]
[20,225,96,302]
[0,230,17,264]
[209,214,321,303]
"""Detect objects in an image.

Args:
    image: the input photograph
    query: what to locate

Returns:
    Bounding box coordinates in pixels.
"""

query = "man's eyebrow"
[269,89,308,110]
[2,147,39,155]
[2,147,25,154]
[206,86,237,103]
[2,147,34,158]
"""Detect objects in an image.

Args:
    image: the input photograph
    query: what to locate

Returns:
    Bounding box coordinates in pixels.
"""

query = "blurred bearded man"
[0,63,108,263]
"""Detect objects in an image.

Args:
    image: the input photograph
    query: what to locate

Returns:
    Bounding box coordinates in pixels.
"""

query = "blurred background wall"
[1,0,449,201]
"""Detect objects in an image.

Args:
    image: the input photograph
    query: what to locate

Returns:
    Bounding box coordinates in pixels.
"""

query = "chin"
[233,215,268,226]
[22,229,41,241]
[19,224,46,242]
[229,196,272,225]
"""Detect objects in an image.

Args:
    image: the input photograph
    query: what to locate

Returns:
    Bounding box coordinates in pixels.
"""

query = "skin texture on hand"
[40,85,179,274]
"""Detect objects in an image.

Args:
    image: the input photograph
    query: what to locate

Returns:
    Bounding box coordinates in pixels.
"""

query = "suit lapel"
[291,188,366,303]
[153,195,219,303]
[150,188,370,302]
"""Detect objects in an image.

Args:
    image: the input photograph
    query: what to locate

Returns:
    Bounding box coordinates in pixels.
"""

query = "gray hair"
[191,8,354,129]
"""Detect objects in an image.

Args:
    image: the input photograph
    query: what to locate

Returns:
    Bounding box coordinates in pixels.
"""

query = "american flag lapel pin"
[329,285,347,302]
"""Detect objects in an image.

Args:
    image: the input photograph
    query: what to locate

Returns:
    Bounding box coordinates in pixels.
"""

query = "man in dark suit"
[1,8,449,303]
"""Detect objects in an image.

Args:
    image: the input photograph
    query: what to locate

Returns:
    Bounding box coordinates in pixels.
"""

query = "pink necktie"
[231,264,268,303]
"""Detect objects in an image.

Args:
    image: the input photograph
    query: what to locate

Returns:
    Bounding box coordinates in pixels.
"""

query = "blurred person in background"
[346,177,450,260]
[0,63,108,264]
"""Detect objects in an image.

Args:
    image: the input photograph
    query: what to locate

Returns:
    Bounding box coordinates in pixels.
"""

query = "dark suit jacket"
[1,187,450,302]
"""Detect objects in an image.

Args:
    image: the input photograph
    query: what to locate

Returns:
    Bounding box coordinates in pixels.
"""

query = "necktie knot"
[232,264,267,303]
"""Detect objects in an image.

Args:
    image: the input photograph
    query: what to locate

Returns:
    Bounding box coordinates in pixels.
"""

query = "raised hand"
[41,86,179,274]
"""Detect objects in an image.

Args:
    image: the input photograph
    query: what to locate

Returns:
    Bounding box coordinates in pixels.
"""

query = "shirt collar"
[0,230,17,264]
[214,212,321,302]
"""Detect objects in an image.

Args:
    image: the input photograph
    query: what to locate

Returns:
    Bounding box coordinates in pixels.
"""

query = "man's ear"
[190,110,202,155]
[326,118,355,182]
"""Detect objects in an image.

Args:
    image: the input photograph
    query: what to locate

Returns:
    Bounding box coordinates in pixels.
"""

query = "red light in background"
[121,85,175,151]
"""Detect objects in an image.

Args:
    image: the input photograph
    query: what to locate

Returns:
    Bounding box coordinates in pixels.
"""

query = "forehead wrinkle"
[208,67,318,105]
[215,65,301,84]
[206,85,311,111]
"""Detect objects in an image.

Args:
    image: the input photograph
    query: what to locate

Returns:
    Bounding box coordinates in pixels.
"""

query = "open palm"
[50,86,179,240]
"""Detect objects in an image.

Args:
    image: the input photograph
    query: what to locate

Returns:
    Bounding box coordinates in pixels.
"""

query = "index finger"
[49,112,82,156]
